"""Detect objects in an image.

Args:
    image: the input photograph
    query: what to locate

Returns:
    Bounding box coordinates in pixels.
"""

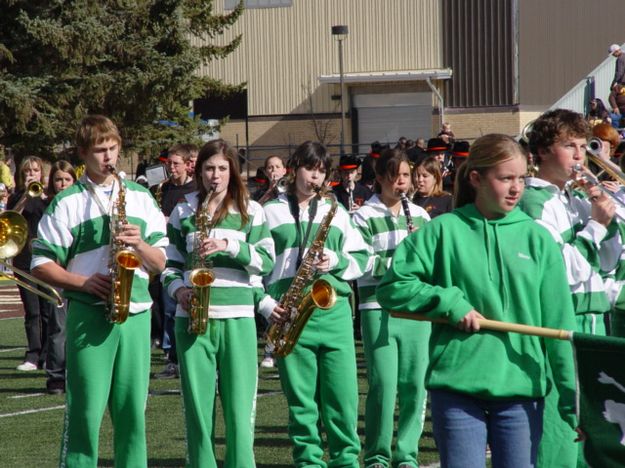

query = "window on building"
[225,0,292,9]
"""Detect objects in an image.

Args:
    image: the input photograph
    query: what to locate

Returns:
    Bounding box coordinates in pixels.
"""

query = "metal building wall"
[195,0,443,116]
[518,0,625,108]
[442,0,516,108]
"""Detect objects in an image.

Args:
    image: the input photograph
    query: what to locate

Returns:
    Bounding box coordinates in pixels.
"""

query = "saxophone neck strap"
[82,175,117,217]
[287,194,318,268]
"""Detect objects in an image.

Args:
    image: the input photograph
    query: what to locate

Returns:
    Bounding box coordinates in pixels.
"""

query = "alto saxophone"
[187,185,216,335]
[106,165,143,324]
[267,187,338,357]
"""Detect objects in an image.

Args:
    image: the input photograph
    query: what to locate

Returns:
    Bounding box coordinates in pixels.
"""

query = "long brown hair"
[414,156,448,197]
[454,134,526,208]
[47,160,77,196]
[194,139,249,228]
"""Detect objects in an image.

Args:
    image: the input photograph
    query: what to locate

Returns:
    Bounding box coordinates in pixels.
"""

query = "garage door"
[354,92,432,154]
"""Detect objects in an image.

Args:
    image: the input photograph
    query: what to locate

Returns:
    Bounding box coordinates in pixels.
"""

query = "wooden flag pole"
[390,312,573,341]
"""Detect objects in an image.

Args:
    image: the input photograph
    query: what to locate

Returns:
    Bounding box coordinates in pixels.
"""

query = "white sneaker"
[16,361,38,371]
[260,356,274,368]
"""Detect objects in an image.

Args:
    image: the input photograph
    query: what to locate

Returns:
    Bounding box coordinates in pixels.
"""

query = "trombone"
[0,211,63,307]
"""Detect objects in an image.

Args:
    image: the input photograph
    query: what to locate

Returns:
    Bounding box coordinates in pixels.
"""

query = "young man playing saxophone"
[31,115,168,468]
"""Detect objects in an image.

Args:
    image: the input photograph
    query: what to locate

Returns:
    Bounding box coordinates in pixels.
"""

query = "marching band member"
[260,141,371,467]
[31,115,168,467]
[10,156,51,373]
[377,134,577,468]
[518,109,619,467]
[333,154,372,213]
[352,148,430,468]
[412,156,453,219]
[161,139,275,468]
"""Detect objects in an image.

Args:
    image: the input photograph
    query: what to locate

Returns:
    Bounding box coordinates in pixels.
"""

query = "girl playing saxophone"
[259,141,371,467]
[161,139,275,468]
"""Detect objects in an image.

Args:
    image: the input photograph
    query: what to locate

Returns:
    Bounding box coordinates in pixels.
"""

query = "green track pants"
[60,303,150,468]
[176,316,258,468]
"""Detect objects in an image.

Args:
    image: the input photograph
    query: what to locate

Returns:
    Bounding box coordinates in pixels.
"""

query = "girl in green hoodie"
[376,134,577,468]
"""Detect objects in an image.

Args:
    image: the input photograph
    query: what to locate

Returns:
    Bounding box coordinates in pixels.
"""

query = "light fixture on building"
[331,25,348,155]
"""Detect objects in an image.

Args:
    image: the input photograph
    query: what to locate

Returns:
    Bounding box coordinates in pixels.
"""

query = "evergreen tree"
[0,0,243,159]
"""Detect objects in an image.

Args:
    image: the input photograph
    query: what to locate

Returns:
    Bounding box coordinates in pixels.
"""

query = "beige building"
[195,0,625,165]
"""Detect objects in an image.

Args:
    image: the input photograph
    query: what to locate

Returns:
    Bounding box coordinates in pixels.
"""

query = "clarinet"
[399,192,414,232]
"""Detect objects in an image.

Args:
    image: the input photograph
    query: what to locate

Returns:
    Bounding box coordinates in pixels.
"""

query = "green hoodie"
[376,204,577,424]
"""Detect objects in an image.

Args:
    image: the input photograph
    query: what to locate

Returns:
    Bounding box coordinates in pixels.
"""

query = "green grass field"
[0,316,440,467]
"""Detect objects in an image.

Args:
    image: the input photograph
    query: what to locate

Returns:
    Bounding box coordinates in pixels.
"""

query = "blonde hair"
[17,156,46,190]
[454,134,526,208]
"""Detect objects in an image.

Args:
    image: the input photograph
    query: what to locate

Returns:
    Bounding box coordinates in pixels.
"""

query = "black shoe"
[46,380,65,395]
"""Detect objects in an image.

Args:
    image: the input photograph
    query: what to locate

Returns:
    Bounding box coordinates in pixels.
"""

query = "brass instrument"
[257,176,289,205]
[569,164,625,222]
[267,187,338,357]
[106,165,142,324]
[187,185,216,335]
[399,192,414,232]
[154,176,171,208]
[0,211,63,307]
[585,138,625,184]
[27,181,43,198]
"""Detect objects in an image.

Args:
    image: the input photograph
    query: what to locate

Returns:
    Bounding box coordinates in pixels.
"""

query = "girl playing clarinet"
[162,139,275,467]
[377,134,577,468]
[352,148,431,468]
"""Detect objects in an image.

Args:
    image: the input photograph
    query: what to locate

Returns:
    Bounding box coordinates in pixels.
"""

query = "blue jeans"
[161,287,178,363]
[430,389,544,468]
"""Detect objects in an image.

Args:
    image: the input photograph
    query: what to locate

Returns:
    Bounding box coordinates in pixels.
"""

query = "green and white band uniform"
[352,194,431,468]
[31,175,168,468]
[259,193,371,468]
[161,193,275,468]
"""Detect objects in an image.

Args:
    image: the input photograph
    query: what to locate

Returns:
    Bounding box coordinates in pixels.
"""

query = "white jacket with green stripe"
[162,192,275,319]
[257,193,372,318]
[352,194,430,311]
[519,177,619,315]
[31,176,168,314]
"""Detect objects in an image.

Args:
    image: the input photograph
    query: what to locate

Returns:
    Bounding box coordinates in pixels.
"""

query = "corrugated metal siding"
[442,0,515,107]
[195,0,442,116]
[519,0,625,107]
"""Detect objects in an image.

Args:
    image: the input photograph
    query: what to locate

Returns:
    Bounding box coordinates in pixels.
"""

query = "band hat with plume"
[338,154,361,171]
[427,137,449,153]
[610,44,621,54]
[451,140,470,158]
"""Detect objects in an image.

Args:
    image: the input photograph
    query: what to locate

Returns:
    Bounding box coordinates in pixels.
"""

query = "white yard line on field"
[0,405,65,418]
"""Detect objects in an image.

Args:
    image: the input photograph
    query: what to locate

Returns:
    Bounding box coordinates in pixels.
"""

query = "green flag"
[574,333,625,467]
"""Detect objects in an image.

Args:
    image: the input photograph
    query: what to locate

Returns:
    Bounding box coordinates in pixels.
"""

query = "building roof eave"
[318,68,453,84]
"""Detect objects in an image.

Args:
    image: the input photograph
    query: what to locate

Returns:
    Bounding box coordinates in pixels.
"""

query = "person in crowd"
[0,145,15,193]
[609,85,625,123]
[253,155,287,203]
[135,154,148,179]
[586,98,612,127]
[333,154,372,213]
[353,148,431,468]
[412,156,453,218]
[518,108,618,467]
[437,122,456,144]
[9,156,51,372]
[162,139,274,467]
[426,137,453,191]
[260,141,371,467]
[361,141,387,192]
[377,133,577,468]
[31,114,167,467]
[610,44,625,91]
[183,143,199,179]
[396,137,408,150]
[154,143,197,379]
[40,160,77,394]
